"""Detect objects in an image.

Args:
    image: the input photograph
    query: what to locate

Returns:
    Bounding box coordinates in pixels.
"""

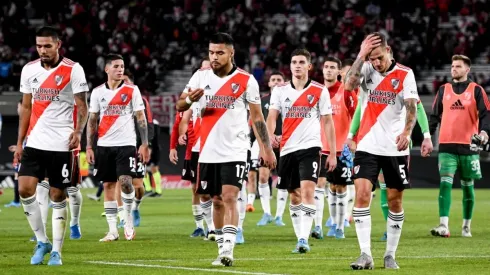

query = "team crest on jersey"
[231,83,240,93]
[182,169,186,176]
[55,75,63,86]
[391,78,400,90]
[121,94,128,102]
[200,181,207,190]
[354,165,360,174]
[307,95,315,104]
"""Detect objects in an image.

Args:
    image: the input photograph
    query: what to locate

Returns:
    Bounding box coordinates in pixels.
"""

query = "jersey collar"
[40,55,63,70]
[290,78,312,90]
[105,80,125,90]
[372,59,397,74]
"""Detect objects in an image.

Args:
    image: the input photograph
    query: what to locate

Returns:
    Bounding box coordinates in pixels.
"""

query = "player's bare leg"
[120,175,136,240]
[219,185,240,266]
[67,183,83,240]
[115,181,126,227]
[100,182,119,242]
[311,177,325,239]
[384,188,404,269]
[48,186,68,265]
[257,167,273,225]
[211,195,225,266]
[334,184,348,239]
[350,178,374,270]
[246,170,257,212]
[190,182,205,237]
[131,178,144,227]
[201,194,215,240]
[19,175,51,265]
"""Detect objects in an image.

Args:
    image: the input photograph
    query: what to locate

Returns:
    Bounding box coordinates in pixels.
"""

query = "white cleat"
[99,232,119,242]
[350,253,374,270]
[430,224,450,238]
[211,255,224,266]
[124,217,136,241]
[462,226,472,237]
[384,255,400,269]
[219,250,234,267]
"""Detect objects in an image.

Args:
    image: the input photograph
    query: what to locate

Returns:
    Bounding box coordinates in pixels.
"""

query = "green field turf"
[0,188,489,274]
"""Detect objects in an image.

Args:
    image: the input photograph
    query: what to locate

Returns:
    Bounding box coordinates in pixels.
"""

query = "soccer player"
[86,54,150,242]
[344,32,418,270]
[253,72,288,226]
[313,57,357,240]
[176,32,276,266]
[429,55,490,238]
[267,49,337,253]
[146,119,162,197]
[14,26,89,265]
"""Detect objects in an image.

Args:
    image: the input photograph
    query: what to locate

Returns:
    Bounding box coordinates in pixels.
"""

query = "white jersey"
[270,80,332,156]
[356,61,419,156]
[89,81,145,147]
[251,140,260,160]
[184,67,260,163]
[20,57,88,152]
[191,102,201,153]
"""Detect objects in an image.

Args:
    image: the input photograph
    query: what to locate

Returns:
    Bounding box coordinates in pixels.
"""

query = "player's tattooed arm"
[249,103,272,149]
[135,110,149,145]
[254,121,271,148]
[74,92,89,134]
[86,112,99,148]
[344,58,364,91]
[403,98,418,135]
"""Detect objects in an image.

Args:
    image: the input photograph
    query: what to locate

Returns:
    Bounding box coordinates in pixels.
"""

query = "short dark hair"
[324,57,342,69]
[124,69,134,82]
[452,55,471,67]
[209,32,234,46]
[342,59,354,68]
[105,54,123,65]
[270,71,285,81]
[369,32,388,47]
[291,48,311,62]
[36,26,60,40]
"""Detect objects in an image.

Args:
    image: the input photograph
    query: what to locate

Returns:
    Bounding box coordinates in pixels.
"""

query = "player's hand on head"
[169,149,178,165]
[86,148,95,164]
[178,134,187,145]
[326,154,337,172]
[396,133,410,151]
[420,137,433,157]
[359,34,382,59]
[188,88,204,102]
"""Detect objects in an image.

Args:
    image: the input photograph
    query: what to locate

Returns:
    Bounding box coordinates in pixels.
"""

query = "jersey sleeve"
[132,86,145,111]
[245,76,261,105]
[71,63,89,94]
[20,66,31,94]
[401,70,419,100]
[183,71,201,94]
[344,89,358,117]
[319,87,333,115]
[416,101,430,135]
[89,90,100,113]
[269,86,281,111]
[359,62,371,81]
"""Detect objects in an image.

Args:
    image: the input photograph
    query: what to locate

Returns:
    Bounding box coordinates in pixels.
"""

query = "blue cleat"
[335,228,345,239]
[311,225,324,239]
[70,224,81,240]
[30,241,52,265]
[274,216,286,226]
[30,235,37,242]
[344,219,351,228]
[190,227,205,238]
[4,201,21,208]
[47,251,62,266]
[257,213,273,226]
[236,229,245,244]
[132,210,141,227]
[327,224,337,237]
[325,216,333,228]
[381,231,387,241]
[297,238,310,253]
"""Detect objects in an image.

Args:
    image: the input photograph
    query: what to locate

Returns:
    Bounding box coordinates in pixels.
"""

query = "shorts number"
[137,162,145,173]
[61,163,69,178]
[341,167,352,178]
[471,160,480,171]
[236,164,245,178]
[399,165,406,179]
[246,162,251,172]
[129,157,136,168]
[312,161,318,177]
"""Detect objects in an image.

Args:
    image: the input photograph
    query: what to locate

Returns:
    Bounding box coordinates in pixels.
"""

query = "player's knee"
[50,187,65,202]
[212,196,224,208]
[335,185,347,194]
[200,194,211,202]
[317,178,327,188]
[354,183,372,205]
[388,198,402,212]
[221,191,237,205]
[289,189,302,205]
[19,185,35,198]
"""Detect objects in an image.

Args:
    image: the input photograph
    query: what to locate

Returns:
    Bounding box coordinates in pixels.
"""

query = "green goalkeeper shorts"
[438,152,481,180]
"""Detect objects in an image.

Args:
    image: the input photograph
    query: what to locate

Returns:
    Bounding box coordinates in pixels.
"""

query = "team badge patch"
[391,78,400,90]
[231,83,240,93]
[182,169,186,176]
[200,181,208,190]
[121,94,128,102]
[354,165,360,174]
[307,95,315,104]
[55,75,63,86]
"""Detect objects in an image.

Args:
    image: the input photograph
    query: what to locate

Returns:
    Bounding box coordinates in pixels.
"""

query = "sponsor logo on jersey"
[32,88,61,101]
[205,95,236,109]
[285,106,313,118]
[366,79,373,84]
[204,85,211,90]
[450,99,465,110]
[367,89,396,105]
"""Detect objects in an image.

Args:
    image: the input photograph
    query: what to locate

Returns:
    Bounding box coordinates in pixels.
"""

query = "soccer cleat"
[462,226,472,237]
[101,211,106,217]
[124,217,136,240]
[383,255,400,269]
[291,246,300,254]
[70,224,82,240]
[350,252,374,270]
[30,241,52,265]
[47,251,62,266]
[212,255,224,266]
[325,216,333,228]
[207,230,216,241]
[380,231,387,241]
[297,238,310,253]
[30,235,37,242]
[236,229,245,244]
[149,192,162,197]
[87,194,100,201]
[326,224,337,237]
[430,224,450,237]
[256,213,273,226]
[246,204,255,212]
[219,250,234,266]
[344,219,350,228]
[132,210,141,227]
[311,226,324,239]
[4,201,21,208]
[274,216,286,226]
[99,232,119,242]
[335,228,345,239]
[190,227,205,238]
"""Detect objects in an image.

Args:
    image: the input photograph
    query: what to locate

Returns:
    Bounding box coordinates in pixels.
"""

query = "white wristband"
[347,133,354,139]
[423,132,431,139]
[185,96,192,105]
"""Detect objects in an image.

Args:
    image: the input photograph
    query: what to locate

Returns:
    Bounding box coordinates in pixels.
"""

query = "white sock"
[36,181,50,231]
[336,191,348,231]
[200,199,214,231]
[132,198,142,211]
[327,189,337,225]
[21,195,49,243]
[237,183,247,230]
[347,185,355,221]
[299,204,316,241]
[223,225,238,251]
[463,219,471,228]
[275,189,288,218]
[314,188,325,227]
[440,216,449,228]
[353,207,372,256]
[104,201,118,234]
[117,206,126,222]
[385,210,404,259]
[247,193,256,205]
[258,183,271,215]
[121,191,135,225]
[215,229,224,254]
[192,204,204,229]
[51,200,68,253]
[290,204,302,239]
[67,186,82,227]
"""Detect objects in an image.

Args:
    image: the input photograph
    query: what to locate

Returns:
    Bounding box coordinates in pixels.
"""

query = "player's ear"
[56,39,62,50]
